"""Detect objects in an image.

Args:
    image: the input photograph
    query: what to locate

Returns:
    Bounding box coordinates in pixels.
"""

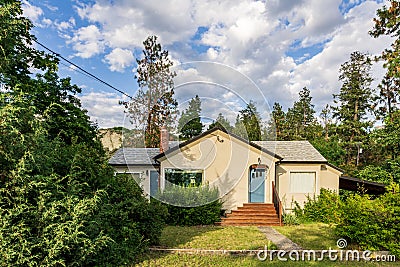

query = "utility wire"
[59,61,94,80]
[33,39,133,99]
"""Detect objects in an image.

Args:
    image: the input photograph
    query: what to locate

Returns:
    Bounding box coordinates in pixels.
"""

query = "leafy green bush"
[282,213,300,225]
[335,183,400,256]
[156,184,222,226]
[93,174,167,265]
[293,188,342,224]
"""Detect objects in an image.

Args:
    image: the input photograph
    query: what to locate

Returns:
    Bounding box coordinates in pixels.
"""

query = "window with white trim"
[290,172,316,193]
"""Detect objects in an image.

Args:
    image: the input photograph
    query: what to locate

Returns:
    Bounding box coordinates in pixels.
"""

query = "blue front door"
[150,170,159,196]
[249,166,265,203]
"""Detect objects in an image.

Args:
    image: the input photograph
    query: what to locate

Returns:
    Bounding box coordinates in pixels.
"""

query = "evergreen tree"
[267,102,286,140]
[376,74,399,121]
[208,113,233,132]
[332,51,374,165]
[178,95,203,139]
[370,1,400,79]
[320,104,334,141]
[233,114,247,138]
[286,87,316,140]
[122,36,177,147]
[373,110,400,160]
[369,1,400,121]
[234,101,262,141]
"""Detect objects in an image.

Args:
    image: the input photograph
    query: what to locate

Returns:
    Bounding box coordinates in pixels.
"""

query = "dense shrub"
[295,184,400,257]
[293,188,342,223]
[0,92,167,266]
[335,183,400,256]
[0,133,167,266]
[156,184,222,226]
[93,174,167,265]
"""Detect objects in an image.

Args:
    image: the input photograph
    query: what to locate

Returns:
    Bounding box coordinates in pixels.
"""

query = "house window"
[290,172,316,193]
[165,169,203,187]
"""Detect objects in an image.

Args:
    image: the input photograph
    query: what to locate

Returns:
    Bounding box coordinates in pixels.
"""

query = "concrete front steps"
[217,203,281,226]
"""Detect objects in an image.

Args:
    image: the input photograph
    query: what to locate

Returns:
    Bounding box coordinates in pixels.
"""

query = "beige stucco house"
[109,127,343,215]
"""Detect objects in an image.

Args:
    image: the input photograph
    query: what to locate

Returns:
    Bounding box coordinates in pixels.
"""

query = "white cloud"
[22,1,43,24]
[45,0,393,126]
[104,48,135,72]
[56,17,76,32]
[79,92,129,128]
[69,25,104,58]
[287,1,394,112]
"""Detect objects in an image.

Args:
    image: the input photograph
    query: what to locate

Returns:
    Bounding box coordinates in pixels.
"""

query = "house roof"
[109,141,180,166]
[253,141,327,162]
[109,148,160,166]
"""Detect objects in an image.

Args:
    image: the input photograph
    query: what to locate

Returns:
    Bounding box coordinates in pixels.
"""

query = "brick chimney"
[160,125,169,153]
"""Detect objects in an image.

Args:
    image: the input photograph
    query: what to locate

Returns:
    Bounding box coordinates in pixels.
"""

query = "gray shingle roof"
[109,142,180,166]
[109,148,160,165]
[253,141,327,162]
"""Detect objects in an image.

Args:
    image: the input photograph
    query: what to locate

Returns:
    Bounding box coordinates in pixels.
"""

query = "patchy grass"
[135,253,399,266]
[273,223,338,250]
[158,225,273,250]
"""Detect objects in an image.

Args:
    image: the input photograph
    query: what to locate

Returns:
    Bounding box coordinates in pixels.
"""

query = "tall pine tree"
[208,113,233,132]
[178,95,203,139]
[369,1,400,122]
[333,51,374,165]
[123,36,177,147]
[286,87,316,140]
[234,101,262,141]
[267,102,286,140]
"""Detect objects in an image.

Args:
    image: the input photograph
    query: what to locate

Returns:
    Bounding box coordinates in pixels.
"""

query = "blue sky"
[23,0,393,128]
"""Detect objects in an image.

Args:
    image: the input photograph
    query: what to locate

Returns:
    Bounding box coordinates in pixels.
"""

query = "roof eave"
[277,160,343,173]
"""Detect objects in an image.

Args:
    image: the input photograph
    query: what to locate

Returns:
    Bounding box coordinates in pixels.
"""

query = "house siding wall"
[158,130,278,212]
[276,163,340,212]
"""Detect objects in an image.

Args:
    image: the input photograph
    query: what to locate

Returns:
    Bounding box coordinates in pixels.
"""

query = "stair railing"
[272,181,282,226]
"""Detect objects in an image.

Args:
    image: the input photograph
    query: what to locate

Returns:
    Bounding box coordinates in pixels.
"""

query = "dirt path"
[258,227,302,250]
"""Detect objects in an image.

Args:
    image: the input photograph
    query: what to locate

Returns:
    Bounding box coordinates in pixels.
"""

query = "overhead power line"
[33,39,133,99]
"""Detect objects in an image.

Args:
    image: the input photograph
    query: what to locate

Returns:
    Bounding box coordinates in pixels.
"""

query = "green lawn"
[158,225,273,250]
[273,223,338,250]
[134,225,398,266]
